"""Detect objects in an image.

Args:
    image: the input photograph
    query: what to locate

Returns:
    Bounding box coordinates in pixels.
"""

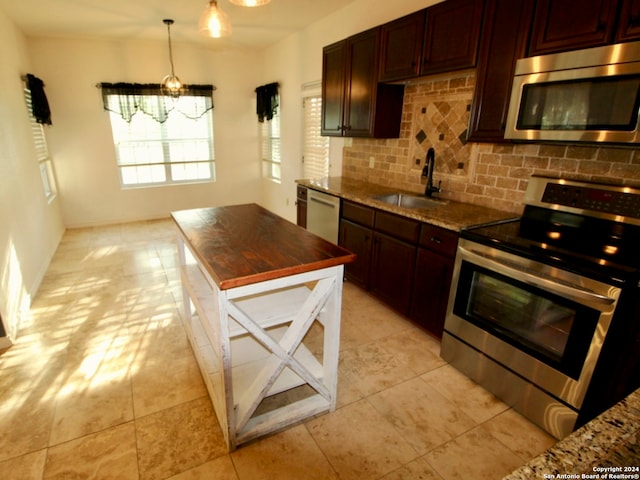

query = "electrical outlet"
[369,156,375,168]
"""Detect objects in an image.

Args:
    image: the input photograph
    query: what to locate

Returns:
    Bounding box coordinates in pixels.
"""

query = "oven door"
[444,239,621,410]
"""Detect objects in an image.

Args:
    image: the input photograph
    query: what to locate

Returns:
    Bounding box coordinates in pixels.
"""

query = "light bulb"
[229,0,271,5]
[199,1,232,38]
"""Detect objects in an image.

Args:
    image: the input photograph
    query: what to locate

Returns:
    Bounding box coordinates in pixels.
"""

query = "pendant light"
[199,1,232,38]
[161,19,182,98]
[229,0,271,6]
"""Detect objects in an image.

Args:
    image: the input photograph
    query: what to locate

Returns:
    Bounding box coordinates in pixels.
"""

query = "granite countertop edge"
[503,388,640,479]
[296,177,518,231]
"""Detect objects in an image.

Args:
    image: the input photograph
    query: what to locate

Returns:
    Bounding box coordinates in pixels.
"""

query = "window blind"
[302,96,329,179]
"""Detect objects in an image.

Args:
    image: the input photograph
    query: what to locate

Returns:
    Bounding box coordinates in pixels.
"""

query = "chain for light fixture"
[229,0,271,6]
[162,19,182,98]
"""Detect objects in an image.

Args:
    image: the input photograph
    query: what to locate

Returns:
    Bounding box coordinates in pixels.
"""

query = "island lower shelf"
[172,205,352,450]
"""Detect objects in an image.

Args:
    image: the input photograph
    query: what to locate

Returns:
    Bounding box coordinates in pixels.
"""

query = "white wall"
[0,0,442,339]
[261,0,441,221]
[0,9,65,341]
[28,36,263,227]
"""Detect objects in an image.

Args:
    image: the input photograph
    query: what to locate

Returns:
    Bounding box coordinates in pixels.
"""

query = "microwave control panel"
[542,183,640,219]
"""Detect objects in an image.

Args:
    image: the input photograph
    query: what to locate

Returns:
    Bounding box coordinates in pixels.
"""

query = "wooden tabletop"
[171,204,356,290]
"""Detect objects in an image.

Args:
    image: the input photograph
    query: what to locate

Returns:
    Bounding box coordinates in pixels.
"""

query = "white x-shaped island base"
[172,204,355,450]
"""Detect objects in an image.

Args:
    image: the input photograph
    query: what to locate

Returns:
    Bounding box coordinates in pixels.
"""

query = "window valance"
[255,82,279,123]
[98,82,216,123]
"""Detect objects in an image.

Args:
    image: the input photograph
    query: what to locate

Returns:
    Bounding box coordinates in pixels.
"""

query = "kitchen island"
[171,204,355,450]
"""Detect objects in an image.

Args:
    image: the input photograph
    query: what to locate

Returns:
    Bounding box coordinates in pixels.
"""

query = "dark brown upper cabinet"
[467,0,536,143]
[322,28,404,138]
[421,0,484,75]
[616,0,640,42]
[321,40,347,137]
[528,0,620,56]
[378,10,426,82]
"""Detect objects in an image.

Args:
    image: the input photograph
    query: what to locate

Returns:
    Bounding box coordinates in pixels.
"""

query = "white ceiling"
[0,0,358,50]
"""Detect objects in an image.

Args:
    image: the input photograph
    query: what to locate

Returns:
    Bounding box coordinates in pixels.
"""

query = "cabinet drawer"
[297,185,308,200]
[342,200,375,227]
[419,224,458,257]
[375,211,419,243]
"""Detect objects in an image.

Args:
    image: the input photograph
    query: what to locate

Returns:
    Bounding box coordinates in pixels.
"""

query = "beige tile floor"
[0,219,556,479]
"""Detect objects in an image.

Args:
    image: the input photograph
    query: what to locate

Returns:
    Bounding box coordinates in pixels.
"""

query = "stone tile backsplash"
[342,70,640,214]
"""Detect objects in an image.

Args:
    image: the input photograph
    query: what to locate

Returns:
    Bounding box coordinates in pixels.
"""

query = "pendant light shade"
[229,0,271,6]
[199,1,232,38]
[162,19,182,98]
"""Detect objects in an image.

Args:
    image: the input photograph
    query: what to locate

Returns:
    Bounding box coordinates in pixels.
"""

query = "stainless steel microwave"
[504,42,640,144]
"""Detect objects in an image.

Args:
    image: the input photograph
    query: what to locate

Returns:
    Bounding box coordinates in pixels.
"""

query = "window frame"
[24,86,57,203]
[301,82,330,180]
[261,109,281,183]
[103,87,216,189]
[302,92,330,179]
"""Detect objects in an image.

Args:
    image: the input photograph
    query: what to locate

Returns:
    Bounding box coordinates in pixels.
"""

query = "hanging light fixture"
[161,19,182,98]
[198,1,232,38]
[229,0,271,6]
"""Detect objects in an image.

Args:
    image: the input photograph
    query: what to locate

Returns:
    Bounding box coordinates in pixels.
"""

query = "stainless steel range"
[441,175,640,439]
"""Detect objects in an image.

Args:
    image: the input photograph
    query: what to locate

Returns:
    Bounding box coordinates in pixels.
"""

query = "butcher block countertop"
[296,177,517,231]
[171,204,356,290]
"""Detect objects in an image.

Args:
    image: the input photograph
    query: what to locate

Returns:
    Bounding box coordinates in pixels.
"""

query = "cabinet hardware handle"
[431,236,442,244]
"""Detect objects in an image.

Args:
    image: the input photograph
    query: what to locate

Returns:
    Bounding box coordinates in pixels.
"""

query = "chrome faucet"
[421,147,441,197]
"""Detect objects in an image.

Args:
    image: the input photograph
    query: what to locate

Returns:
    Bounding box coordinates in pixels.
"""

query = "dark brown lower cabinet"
[339,219,372,289]
[409,249,454,338]
[338,198,458,338]
[409,225,459,337]
[296,185,307,228]
[370,232,417,315]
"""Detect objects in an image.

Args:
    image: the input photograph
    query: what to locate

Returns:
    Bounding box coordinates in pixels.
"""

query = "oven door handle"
[460,247,617,306]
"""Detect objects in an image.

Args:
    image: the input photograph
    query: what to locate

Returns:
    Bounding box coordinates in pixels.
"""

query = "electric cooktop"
[462,176,640,286]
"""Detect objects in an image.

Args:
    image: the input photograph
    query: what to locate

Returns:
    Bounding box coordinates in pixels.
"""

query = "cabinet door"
[379,10,426,82]
[529,0,619,56]
[296,186,307,228]
[467,0,535,143]
[344,29,380,137]
[616,0,640,42]
[296,200,307,228]
[409,249,455,338]
[370,232,416,315]
[421,0,484,75]
[339,219,372,289]
[321,40,347,136]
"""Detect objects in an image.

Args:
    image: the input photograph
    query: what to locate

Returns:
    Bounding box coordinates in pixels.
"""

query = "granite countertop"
[503,388,640,479]
[296,177,517,232]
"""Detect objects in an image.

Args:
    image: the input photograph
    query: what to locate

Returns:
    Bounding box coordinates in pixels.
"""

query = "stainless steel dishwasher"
[306,189,340,244]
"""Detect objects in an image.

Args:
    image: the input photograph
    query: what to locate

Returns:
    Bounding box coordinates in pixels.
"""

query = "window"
[24,86,56,202]
[302,95,329,179]
[261,110,281,182]
[102,85,216,188]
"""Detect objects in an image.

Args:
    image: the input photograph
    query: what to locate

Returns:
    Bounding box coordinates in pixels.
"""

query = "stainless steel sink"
[372,193,449,209]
